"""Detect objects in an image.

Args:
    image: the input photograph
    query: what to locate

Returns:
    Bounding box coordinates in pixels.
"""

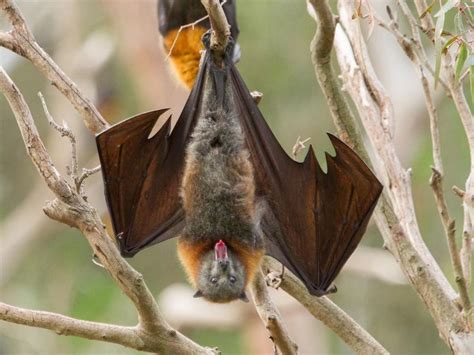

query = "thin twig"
[165,14,210,60]
[249,271,298,355]
[394,0,450,91]
[420,70,443,174]
[0,0,109,133]
[413,0,436,42]
[76,165,101,195]
[292,136,311,159]
[165,0,228,60]
[411,0,474,301]
[430,168,471,311]
[38,92,78,178]
[200,0,230,61]
[370,5,470,304]
[453,185,466,198]
[250,90,263,104]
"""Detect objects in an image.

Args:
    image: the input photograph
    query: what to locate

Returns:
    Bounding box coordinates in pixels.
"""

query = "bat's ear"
[193,290,204,298]
[239,291,249,303]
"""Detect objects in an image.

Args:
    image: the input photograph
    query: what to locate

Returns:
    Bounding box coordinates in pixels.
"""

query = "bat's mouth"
[214,239,228,262]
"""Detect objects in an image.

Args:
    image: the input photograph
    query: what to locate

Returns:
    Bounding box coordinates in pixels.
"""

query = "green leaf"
[464,54,474,70]
[442,35,460,54]
[434,0,457,18]
[455,43,468,82]
[435,9,446,40]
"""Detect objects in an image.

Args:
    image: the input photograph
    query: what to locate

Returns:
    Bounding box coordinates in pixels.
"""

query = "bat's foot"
[91,254,105,268]
[265,271,282,289]
[265,264,285,290]
[326,284,338,294]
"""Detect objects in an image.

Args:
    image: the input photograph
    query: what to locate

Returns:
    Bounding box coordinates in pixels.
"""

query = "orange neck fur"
[177,238,264,288]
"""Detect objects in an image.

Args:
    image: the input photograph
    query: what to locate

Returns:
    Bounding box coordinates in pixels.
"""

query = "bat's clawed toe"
[265,270,283,290]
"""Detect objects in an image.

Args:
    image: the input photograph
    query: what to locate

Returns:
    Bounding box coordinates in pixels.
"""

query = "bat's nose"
[219,260,229,270]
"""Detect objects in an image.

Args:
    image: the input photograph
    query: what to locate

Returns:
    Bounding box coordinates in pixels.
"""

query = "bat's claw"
[91,254,105,268]
[265,265,285,290]
[265,271,283,289]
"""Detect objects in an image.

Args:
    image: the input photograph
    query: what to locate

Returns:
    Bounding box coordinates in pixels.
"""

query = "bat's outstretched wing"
[97,33,382,296]
[227,61,383,296]
[96,56,208,257]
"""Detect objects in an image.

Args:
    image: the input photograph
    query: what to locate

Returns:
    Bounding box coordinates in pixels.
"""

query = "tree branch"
[0,303,145,350]
[306,0,473,351]
[200,0,230,62]
[38,92,79,179]
[430,169,471,311]
[371,2,471,313]
[0,66,216,354]
[306,0,366,154]
[0,0,109,133]
[263,258,389,355]
[250,271,298,355]
[332,0,473,349]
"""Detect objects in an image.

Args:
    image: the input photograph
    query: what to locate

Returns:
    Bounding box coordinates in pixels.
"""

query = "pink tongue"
[214,240,228,261]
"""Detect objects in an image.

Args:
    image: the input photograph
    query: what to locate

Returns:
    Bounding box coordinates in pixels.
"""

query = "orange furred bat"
[96,3,382,303]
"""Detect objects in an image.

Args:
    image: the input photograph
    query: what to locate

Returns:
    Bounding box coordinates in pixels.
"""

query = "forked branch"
[262,258,388,355]
[0,65,215,354]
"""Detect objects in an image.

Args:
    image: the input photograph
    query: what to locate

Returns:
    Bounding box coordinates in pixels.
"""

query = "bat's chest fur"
[180,105,261,249]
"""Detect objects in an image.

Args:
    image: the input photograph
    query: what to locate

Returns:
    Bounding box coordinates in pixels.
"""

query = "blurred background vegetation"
[0,0,472,354]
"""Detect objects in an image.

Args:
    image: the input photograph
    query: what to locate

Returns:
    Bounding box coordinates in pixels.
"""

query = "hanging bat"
[96,30,382,302]
[158,0,240,88]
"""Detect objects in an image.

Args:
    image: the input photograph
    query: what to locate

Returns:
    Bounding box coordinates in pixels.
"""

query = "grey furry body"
[180,72,263,250]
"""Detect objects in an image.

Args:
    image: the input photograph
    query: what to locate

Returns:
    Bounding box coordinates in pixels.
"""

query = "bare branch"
[306,0,366,154]
[200,0,230,60]
[0,0,109,133]
[305,0,474,349]
[165,12,211,60]
[250,271,298,355]
[292,136,311,159]
[333,3,469,344]
[430,168,471,311]
[0,302,145,350]
[250,90,263,104]
[370,2,471,311]
[76,165,101,195]
[460,208,473,289]
[38,92,79,178]
[413,0,436,42]
[0,66,216,354]
[263,258,389,355]
[0,66,74,203]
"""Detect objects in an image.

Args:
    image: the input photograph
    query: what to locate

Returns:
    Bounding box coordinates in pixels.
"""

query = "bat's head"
[194,240,249,303]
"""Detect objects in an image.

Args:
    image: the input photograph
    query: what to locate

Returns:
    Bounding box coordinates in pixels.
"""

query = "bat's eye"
[210,277,218,284]
[229,276,236,283]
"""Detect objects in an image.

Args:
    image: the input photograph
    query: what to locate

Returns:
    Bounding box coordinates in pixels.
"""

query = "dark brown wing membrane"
[96,55,210,257]
[97,39,382,295]
[228,63,383,296]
